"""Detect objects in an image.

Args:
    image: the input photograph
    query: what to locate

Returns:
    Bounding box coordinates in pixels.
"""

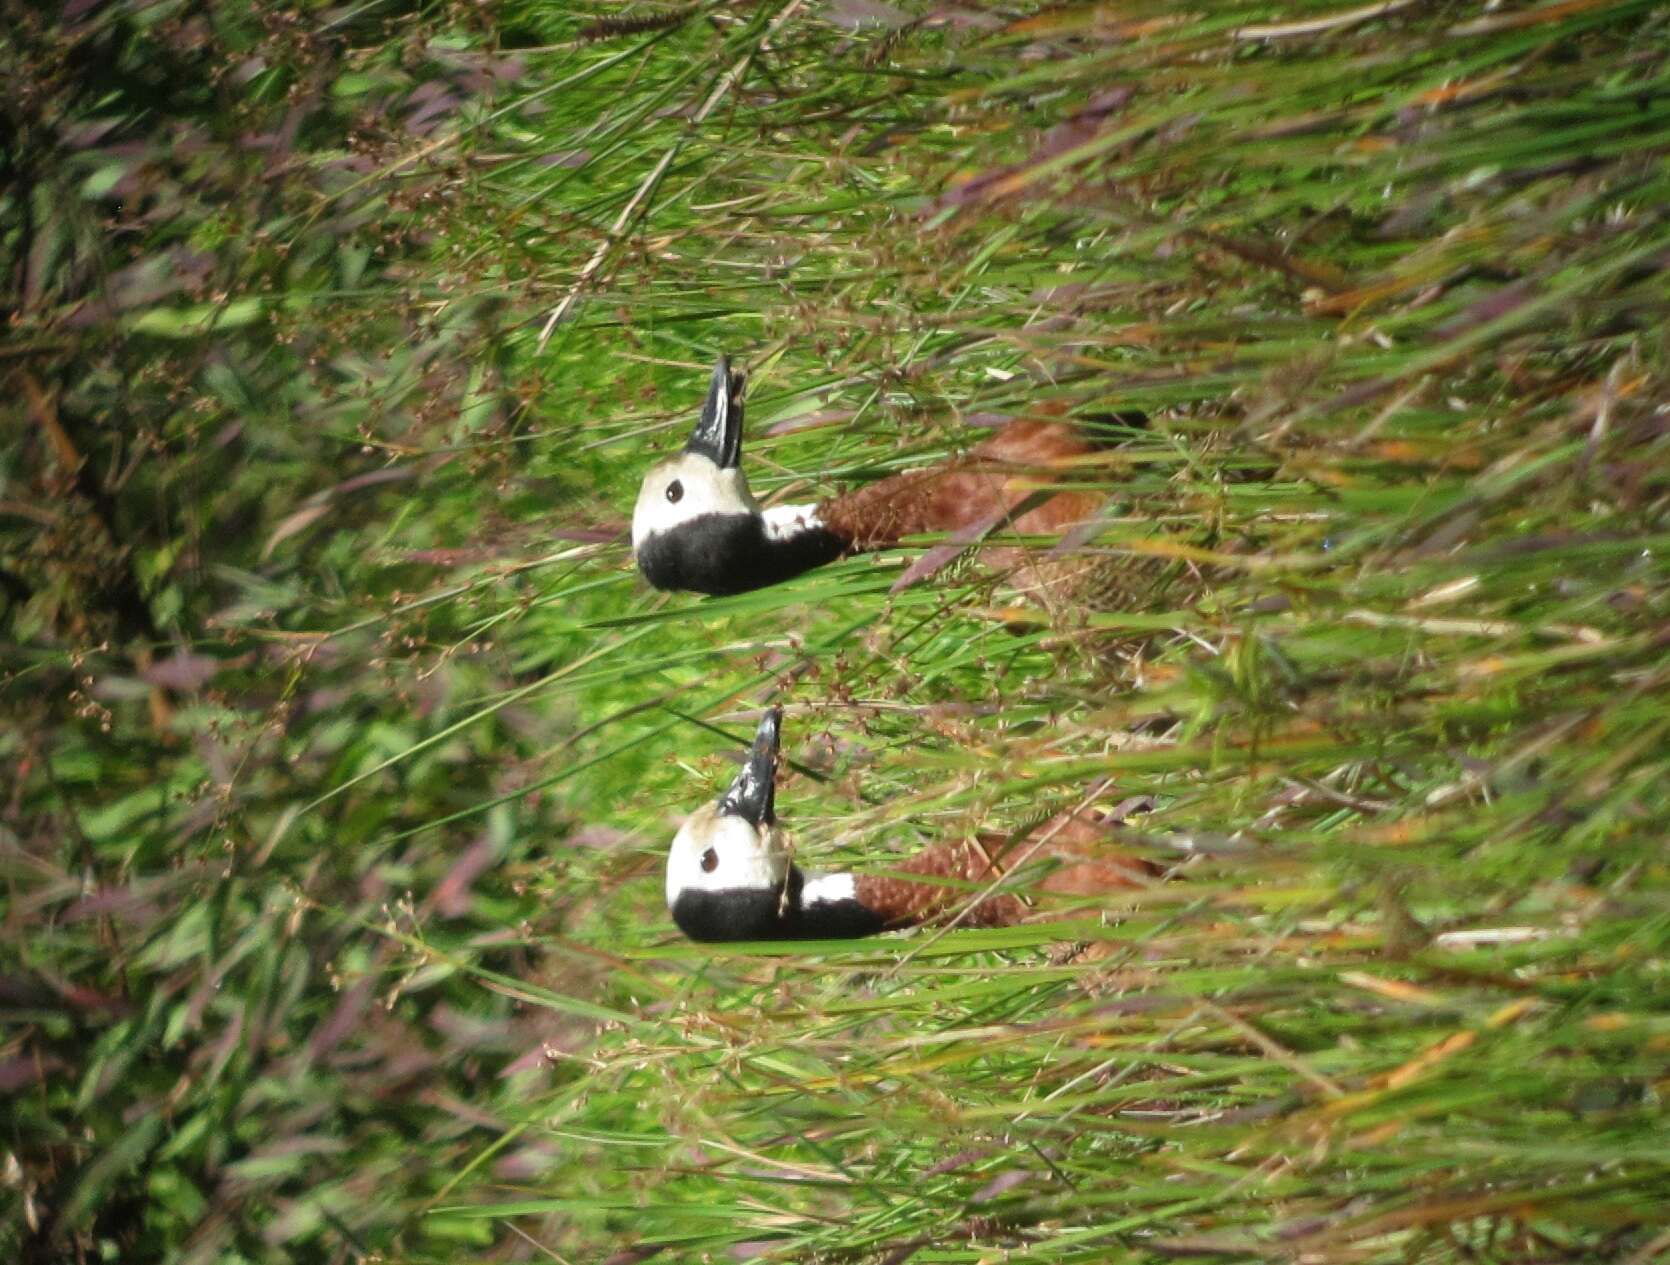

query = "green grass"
[5,1,1669,1261]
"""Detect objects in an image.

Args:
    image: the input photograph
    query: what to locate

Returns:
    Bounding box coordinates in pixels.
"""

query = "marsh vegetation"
[5,2,1670,1261]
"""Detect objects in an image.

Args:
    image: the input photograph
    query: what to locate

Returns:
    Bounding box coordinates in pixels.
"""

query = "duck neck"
[671,504,848,594]
[646,505,846,596]
[747,502,847,587]
[781,866,887,939]
[668,865,885,943]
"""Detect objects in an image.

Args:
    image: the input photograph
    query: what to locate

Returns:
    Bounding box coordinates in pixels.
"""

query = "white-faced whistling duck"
[665,708,1159,942]
[633,356,1144,597]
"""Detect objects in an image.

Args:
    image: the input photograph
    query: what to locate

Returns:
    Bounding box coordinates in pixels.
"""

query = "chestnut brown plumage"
[850,809,1159,931]
[819,418,1107,550]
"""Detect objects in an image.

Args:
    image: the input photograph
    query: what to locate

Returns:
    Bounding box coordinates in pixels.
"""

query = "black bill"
[684,354,744,469]
[717,706,780,827]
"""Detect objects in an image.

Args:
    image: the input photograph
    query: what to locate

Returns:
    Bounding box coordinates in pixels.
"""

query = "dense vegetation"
[5,1,1668,1262]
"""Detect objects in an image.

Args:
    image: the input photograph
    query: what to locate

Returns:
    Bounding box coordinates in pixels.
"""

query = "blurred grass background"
[4,1,1669,1262]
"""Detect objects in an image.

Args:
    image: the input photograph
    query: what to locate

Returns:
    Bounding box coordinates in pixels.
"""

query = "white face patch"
[758,502,826,544]
[631,453,759,551]
[799,870,856,907]
[665,803,789,908]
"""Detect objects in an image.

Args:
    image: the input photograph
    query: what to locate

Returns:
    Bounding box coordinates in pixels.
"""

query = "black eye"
[666,480,684,504]
[700,847,718,873]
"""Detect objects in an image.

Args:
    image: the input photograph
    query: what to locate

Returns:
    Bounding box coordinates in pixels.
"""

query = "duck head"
[666,707,793,941]
[632,357,761,594]
[632,357,844,596]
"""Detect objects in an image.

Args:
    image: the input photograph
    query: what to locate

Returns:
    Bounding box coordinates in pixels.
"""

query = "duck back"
[821,420,1107,550]
[851,805,1158,930]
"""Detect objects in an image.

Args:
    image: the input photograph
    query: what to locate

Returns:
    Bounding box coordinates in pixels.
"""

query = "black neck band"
[670,866,885,942]
[638,513,847,596]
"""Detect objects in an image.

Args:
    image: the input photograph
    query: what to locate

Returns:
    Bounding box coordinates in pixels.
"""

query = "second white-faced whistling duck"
[633,356,1142,597]
[665,708,1159,943]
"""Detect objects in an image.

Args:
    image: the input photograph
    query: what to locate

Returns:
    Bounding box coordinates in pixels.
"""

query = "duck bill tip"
[718,706,781,827]
[752,705,782,755]
[684,354,744,469]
